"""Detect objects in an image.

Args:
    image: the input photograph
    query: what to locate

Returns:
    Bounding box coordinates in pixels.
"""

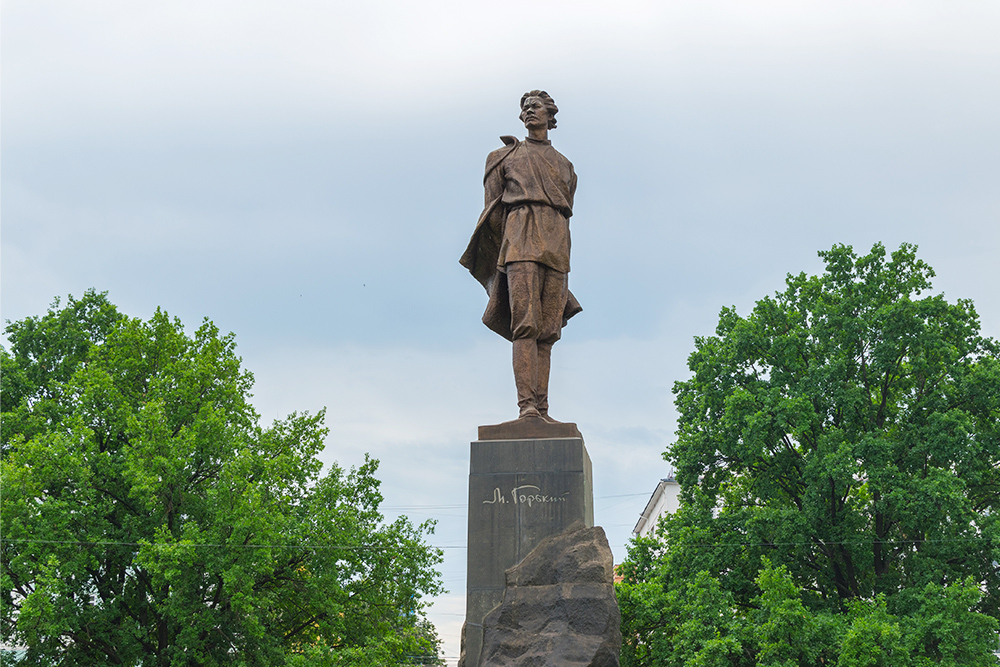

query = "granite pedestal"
[464,436,593,667]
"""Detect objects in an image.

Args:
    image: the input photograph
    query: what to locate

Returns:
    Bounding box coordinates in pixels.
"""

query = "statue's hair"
[519,90,559,129]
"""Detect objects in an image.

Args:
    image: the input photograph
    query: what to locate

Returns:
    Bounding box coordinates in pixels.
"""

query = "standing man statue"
[461,90,582,422]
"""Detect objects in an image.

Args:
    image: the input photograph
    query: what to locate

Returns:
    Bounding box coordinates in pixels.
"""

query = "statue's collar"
[525,137,551,146]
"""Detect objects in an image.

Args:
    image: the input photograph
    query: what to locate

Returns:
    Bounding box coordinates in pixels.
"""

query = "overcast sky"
[3,1,999,663]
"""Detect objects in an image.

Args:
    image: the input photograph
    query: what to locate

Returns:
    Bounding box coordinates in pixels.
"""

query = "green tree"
[1,290,444,666]
[617,244,1000,666]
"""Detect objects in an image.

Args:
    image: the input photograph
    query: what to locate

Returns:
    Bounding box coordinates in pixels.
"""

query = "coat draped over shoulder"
[460,136,582,341]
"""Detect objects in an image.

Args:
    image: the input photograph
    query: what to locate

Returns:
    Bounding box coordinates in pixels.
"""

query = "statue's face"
[520,97,551,131]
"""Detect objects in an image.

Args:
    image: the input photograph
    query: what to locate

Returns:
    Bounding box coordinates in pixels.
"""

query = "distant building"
[632,472,680,538]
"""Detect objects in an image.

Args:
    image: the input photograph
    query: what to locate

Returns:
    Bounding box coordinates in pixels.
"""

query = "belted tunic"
[460,136,582,341]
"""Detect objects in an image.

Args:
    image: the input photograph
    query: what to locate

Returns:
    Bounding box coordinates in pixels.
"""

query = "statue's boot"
[535,342,560,423]
[513,338,540,419]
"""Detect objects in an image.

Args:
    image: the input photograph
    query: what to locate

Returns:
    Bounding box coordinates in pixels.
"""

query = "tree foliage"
[617,244,1000,666]
[1,290,444,666]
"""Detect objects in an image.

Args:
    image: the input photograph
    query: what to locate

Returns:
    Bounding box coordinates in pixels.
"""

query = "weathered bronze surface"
[478,415,581,441]
[461,90,581,423]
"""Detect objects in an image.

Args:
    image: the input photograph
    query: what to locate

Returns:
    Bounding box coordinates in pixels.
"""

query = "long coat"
[459,136,582,341]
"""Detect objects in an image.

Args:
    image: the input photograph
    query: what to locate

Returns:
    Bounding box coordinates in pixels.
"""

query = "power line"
[0,538,466,550]
[635,536,991,549]
[3,536,990,551]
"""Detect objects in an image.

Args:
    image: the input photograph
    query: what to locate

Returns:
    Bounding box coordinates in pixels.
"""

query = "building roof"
[632,471,677,536]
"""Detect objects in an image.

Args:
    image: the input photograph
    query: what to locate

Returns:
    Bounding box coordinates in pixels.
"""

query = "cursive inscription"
[483,485,569,507]
[483,487,508,505]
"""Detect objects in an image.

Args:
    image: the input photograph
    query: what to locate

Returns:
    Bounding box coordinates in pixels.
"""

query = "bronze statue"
[461,90,581,422]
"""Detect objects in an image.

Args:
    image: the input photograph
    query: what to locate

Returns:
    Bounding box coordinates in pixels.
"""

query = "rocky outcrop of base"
[478,522,621,667]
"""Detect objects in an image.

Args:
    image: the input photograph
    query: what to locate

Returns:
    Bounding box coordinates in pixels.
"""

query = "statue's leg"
[513,338,539,418]
[536,267,568,421]
[507,262,542,418]
[535,341,553,419]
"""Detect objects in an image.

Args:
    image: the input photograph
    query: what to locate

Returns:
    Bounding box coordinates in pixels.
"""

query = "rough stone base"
[464,437,593,666]
[478,522,621,667]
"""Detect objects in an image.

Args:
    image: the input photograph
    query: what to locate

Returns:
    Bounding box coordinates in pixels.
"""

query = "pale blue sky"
[3,2,999,663]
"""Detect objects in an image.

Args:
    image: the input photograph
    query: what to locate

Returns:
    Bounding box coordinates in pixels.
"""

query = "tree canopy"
[1,290,444,666]
[616,243,1000,666]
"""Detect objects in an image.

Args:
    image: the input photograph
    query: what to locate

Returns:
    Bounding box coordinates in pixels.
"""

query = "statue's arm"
[483,138,517,207]
[568,164,578,211]
[484,152,505,207]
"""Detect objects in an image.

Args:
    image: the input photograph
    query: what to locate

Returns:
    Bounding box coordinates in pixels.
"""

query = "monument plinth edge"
[478,416,582,440]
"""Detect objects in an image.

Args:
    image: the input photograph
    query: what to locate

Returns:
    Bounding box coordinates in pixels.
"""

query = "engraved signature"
[483,485,569,507]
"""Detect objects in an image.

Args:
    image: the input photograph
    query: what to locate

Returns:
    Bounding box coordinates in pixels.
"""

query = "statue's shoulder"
[485,136,521,173]
[549,144,574,167]
[485,147,506,162]
[487,135,519,157]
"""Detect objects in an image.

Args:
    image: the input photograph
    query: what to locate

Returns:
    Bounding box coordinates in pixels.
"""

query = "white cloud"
[5,0,998,138]
[3,1,999,660]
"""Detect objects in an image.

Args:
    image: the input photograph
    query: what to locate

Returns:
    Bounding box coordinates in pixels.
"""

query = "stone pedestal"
[464,436,594,667]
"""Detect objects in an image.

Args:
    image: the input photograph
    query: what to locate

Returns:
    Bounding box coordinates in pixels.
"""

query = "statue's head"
[519,90,558,130]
